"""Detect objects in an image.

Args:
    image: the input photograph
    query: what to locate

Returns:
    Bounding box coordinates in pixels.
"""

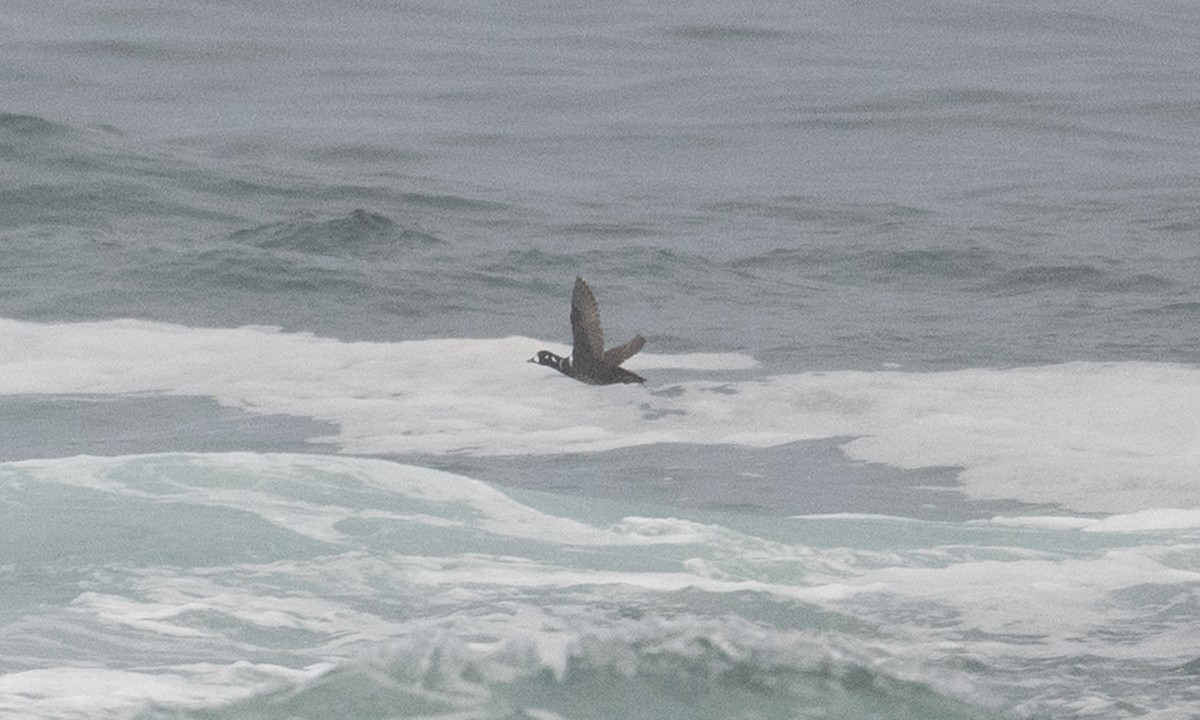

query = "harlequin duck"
[529,277,645,385]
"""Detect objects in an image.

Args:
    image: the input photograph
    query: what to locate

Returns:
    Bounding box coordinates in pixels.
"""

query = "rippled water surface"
[3,1,1200,718]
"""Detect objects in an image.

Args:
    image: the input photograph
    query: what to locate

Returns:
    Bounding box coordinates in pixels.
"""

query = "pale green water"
[3,0,1200,717]
[6,452,1196,719]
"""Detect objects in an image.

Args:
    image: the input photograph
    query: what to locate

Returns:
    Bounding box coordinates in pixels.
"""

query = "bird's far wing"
[570,276,604,367]
[602,335,644,366]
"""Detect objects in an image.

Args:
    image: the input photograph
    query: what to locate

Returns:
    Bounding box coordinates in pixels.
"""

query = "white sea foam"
[1084,508,1200,533]
[2,319,1199,512]
[817,547,1200,667]
[7,452,626,546]
[987,509,1200,533]
[982,515,1098,531]
[3,450,1197,719]
[10,452,833,555]
[629,351,758,370]
[0,662,330,719]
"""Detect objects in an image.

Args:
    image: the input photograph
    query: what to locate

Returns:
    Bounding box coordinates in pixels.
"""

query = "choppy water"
[3,1,1200,718]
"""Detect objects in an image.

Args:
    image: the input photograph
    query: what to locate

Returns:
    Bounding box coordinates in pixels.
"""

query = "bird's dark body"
[530,277,646,385]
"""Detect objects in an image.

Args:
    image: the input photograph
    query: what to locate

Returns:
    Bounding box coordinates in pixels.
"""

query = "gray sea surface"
[4,0,1200,371]
[3,1,1200,718]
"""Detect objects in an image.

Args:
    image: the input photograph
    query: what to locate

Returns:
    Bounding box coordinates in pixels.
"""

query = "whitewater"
[4,318,1200,512]
[2,319,1200,718]
[5,0,1200,717]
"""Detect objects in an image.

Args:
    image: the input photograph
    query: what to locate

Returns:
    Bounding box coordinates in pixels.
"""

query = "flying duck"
[529,276,646,384]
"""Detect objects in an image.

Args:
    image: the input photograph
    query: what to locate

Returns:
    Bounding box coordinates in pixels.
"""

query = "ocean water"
[3,1,1200,718]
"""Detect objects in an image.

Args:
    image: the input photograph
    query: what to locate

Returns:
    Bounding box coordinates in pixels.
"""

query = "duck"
[529,276,645,384]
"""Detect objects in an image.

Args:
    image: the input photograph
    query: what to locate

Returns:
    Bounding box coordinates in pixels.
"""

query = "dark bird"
[529,277,646,384]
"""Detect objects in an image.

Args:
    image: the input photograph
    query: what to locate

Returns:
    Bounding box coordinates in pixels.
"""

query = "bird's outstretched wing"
[570,276,605,368]
[603,335,644,366]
